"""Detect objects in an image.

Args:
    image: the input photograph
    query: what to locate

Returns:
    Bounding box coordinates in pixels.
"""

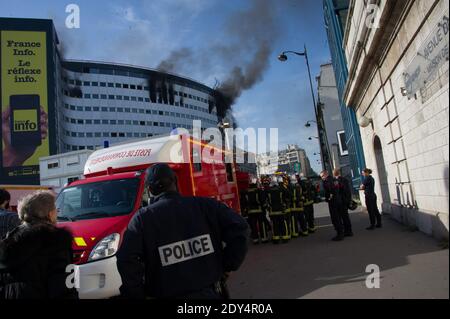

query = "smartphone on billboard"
[9,95,42,148]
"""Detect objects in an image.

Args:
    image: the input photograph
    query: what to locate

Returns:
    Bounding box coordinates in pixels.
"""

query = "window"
[86,119,92,124]
[77,132,85,137]
[116,95,123,100]
[85,106,92,112]
[337,131,349,156]
[93,107,100,112]
[92,82,98,86]
[115,83,122,88]
[119,132,125,137]
[130,85,136,90]
[94,120,101,124]
[101,107,108,112]
[124,96,130,101]
[145,98,150,102]
[123,84,129,89]
[109,107,116,112]
[138,97,143,102]
[131,97,137,101]
[118,120,124,125]
[132,108,138,113]
[110,120,117,125]
[139,109,145,114]
[137,85,143,90]
[84,94,91,99]
[108,83,114,88]
[47,162,59,169]
[86,133,93,138]
[225,163,234,182]
[93,94,99,99]
[140,121,145,126]
[67,177,79,184]
[102,120,108,124]
[101,94,107,99]
[100,82,106,87]
[102,132,109,137]
[111,132,117,137]
[108,95,115,100]
[77,106,83,111]
[95,132,101,137]
[117,107,124,112]
[83,81,90,86]
[76,80,82,86]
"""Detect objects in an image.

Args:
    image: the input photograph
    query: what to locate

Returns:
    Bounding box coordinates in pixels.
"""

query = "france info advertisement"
[1,30,50,184]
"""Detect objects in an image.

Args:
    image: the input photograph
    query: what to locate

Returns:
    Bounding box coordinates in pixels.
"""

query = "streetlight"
[278,45,330,172]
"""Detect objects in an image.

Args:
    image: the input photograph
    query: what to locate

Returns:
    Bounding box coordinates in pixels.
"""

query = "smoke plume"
[157,0,279,119]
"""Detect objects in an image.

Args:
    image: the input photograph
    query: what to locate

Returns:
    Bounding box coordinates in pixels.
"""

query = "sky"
[0,0,332,173]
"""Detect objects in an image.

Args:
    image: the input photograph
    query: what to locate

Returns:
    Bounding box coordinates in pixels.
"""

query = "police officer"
[301,175,317,234]
[321,170,344,241]
[267,176,291,244]
[243,177,270,244]
[290,176,309,237]
[117,164,249,299]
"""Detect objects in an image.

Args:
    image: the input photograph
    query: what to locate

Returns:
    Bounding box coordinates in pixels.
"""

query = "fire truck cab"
[56,134,240,299]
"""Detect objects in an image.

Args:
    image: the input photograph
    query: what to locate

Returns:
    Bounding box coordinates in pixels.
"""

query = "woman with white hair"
[0,191,78,299]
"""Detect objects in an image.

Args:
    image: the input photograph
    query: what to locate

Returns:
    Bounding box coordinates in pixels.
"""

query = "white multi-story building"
[39,149,93,193]
[257,145,314,177]
[59,60,220,153]
[343,0,449,239]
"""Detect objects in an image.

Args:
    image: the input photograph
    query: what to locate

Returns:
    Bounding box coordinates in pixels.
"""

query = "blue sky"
[1,0,332,173]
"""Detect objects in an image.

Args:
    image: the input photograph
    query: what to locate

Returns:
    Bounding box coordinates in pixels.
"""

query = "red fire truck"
[55,134,241,299]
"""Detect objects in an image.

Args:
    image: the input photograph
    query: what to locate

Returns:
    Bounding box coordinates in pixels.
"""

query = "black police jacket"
[116,192,249,299]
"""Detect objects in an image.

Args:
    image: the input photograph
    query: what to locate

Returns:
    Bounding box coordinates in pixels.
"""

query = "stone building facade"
[343,0,449,239]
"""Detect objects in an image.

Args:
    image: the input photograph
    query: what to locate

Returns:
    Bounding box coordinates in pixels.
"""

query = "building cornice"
[343,0,412,109]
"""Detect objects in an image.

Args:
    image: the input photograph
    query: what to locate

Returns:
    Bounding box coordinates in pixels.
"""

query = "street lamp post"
[278,45,332,173]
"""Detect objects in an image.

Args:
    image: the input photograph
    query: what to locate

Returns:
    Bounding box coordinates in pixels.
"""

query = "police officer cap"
[145,163,176,191]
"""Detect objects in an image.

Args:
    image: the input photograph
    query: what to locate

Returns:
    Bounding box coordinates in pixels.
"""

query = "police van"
[56,134,241,299]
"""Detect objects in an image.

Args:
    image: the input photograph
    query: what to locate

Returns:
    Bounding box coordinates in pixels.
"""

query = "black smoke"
[156,0,279,120]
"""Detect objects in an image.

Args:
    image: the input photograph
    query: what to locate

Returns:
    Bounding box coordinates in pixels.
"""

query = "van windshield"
[56,178,140,221]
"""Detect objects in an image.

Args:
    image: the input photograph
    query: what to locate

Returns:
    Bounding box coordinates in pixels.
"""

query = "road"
[228,203,449,299]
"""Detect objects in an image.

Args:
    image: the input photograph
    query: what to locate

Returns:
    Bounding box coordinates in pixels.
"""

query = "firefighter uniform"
[301,178,317,233]
[243,185,270,244]
[290,182,309,237]
[267,183,291,244]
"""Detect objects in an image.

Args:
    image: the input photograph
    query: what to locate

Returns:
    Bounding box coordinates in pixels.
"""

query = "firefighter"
[117,164,249,299]
[290,175,309,237]
[267,176,291,244]
[244,177,270,244]
[301,175,317,233]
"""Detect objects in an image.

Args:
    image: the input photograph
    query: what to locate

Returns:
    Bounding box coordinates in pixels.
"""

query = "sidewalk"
[228,204,449,299]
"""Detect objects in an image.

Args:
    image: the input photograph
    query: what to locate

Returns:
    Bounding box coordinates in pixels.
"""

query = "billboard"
[0,19,56,185]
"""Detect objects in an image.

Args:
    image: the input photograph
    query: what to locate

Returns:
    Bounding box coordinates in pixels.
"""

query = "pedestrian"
[360,168,382,230]
[0,188,20,239]
[321,170,345,241]
[116,163,249,299]
[333,168,353,237]
[0,191,78,299]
